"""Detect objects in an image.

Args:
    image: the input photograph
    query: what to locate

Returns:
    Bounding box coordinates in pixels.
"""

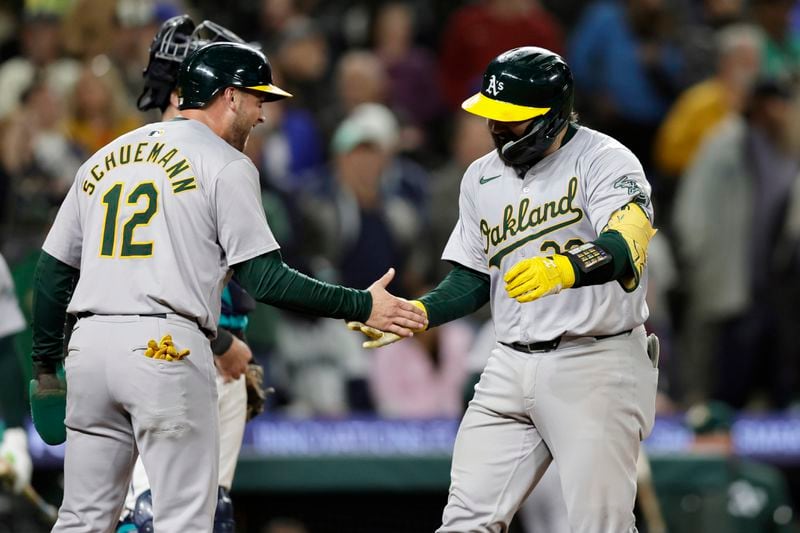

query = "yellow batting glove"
[346,300,428,348]
[346,321,402,348]
[504,255,576,303]
[144,334,191,361]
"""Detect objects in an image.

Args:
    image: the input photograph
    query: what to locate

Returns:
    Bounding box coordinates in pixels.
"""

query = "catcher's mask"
[138,16,253,112]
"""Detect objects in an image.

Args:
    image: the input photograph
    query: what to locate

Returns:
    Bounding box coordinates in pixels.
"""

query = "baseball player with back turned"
[116,15,263,533]
[29,41,426,532]
[349,46,659,532]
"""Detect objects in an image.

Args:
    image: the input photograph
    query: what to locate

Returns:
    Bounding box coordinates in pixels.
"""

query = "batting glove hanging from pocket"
[144,335,190,361]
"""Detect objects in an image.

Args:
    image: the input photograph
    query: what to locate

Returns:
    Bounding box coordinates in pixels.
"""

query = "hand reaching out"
[366,268,427,337]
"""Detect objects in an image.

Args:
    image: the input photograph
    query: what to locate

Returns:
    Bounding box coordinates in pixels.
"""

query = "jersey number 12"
[100,181,158,258]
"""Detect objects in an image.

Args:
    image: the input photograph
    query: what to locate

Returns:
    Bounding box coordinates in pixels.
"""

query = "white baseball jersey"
[442,125,652,343]
[0,253,26,338]
[42,118,279,335]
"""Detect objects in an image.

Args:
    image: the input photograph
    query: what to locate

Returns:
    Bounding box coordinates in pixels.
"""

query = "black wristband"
[34,359,58,378]
[566,242,612,274]
[211,328,235,356]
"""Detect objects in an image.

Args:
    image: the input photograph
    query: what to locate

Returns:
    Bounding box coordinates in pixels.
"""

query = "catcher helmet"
[462,47,574,168]
[131,489,154,533]
[177,42,291,110]
[138,16,252,112]
[138,15,196,112]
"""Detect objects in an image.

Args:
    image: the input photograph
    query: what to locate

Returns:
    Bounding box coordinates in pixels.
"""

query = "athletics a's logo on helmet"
[487,75,504,96]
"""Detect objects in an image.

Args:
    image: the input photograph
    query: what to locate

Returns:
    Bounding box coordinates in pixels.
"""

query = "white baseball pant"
[53,315,219,533]
[438,326,658,533]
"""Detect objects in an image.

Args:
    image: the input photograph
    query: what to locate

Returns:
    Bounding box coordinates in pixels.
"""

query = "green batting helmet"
[177,42,291,110]
[462,47,573,167]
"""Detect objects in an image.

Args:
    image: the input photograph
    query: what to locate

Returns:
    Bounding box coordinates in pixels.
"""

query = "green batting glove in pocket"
[29,375,67,445]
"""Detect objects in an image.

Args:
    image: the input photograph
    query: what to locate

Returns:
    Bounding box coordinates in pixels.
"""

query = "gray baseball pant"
[52,314,219,532]
[438,326,658,533]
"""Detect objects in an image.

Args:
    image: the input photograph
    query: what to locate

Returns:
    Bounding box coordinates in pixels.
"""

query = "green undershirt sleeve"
[418,264,491,328]
[568,231,634,288]
[233,251,372,322]
[32,251,79,375]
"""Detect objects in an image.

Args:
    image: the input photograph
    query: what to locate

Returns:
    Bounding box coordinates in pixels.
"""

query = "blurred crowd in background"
[3,0,800,423]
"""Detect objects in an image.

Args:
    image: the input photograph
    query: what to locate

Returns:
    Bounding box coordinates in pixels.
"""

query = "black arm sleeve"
[418,264,491,328]
[233,251,372,322]
[568,231,634,288]
[32,251,79,375]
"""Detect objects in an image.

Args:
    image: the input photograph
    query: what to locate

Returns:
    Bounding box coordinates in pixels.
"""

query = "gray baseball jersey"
[442,125,652,343]
[42,118,279,334]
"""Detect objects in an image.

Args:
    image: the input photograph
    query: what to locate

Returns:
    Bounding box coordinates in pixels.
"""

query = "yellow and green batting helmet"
[462,46,574,167]
[177,42,292,110]
[462,46,573,122]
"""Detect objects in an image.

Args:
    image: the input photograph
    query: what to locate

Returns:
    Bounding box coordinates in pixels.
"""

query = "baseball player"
[29,41,426,533]
[116,16,262,533]
[349,47,659,532]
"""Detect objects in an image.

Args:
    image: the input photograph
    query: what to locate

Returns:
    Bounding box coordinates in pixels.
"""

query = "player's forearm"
[233,251,372,322]
[568,231,632,288]
[418,264,490,328]
[31,251,79,375]
[569,202,656,291]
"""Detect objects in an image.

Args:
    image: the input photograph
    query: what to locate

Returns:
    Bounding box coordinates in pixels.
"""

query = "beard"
[226,111,254,152]
[491,130,520,165]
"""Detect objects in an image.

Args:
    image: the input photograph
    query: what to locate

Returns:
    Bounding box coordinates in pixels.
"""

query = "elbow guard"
[603,203,657,291]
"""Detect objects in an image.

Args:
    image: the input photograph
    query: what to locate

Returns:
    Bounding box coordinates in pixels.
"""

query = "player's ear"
[222,87,237,109]
[169,91,180,110]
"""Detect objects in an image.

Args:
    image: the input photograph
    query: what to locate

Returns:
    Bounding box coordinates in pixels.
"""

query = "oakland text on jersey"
[481,176,583,268]
[81,141,197,196]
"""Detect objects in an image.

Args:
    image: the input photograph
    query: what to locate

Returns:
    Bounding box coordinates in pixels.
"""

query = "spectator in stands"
[260,0,308,50]
[61,0,118,61]
[676,0,747,86]
[272,312,368,416]
[645,232,680,412]
[684,401,794,532]
[421,113,493,283]
[299,103,426,295]
[108,0,164,102]
[0,78,81,232]
[0,6,79,120]
[316,50,388,145]
[654,24,761,180]
[245,66,325,194]
[672,79,797,408]
[569,0,683,173]
[368,308,473,418]
[272,18,332,119]
[438,0,564,109]
[64,58,141,157]
[373,2,444,158]
[752,0,800,80]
